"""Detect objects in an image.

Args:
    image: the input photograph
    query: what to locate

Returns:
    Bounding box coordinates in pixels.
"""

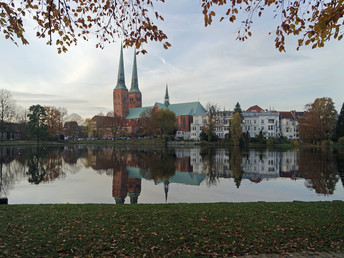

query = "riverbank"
[1,138,343,148]
[0,202,343,256]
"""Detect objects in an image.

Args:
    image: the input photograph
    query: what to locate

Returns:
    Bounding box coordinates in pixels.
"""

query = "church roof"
[155,101,206,116]
[125,101,206,119]
[125,106,153,119]
[156,171,206,186]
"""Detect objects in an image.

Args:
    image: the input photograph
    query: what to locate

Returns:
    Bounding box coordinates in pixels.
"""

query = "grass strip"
[0,202,343,256]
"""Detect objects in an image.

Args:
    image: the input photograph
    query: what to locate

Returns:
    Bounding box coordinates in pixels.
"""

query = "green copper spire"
[164,84,170,107]
[129,51,140,93]
[115,44,127,90]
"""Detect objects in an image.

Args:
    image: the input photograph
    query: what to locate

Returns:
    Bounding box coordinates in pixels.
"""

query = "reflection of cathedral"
[112,167,142,204]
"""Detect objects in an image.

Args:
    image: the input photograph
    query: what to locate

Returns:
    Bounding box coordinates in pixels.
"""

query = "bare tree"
[0,89,16,141]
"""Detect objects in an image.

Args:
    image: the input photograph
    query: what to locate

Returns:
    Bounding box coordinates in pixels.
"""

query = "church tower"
[128,51,142,109]
[164,84,170,107]
[113,44,129,118]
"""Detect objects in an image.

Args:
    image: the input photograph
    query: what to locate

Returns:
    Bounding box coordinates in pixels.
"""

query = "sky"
[0,0,343,120]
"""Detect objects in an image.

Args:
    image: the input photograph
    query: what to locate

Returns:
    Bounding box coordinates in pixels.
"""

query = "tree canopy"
[201,0,344,51]
[151,108,176,138]
[230,112,242,146]
[1,0,169,53]
[28,104,48,143]
[2,0,342,52]
[299,97,337,143]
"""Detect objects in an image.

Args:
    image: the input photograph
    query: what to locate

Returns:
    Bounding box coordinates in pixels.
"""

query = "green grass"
[0,202,343,256]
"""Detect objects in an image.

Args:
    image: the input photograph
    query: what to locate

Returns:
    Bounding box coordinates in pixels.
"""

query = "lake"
[0,145,343,204]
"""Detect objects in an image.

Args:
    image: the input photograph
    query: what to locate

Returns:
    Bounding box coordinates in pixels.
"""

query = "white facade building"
[190,114,207,141]
[279,111,303,139]
[214,111,232,139]
[242,105,280,138]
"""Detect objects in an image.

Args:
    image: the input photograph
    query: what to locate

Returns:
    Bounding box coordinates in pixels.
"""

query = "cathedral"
[113,45,206,137]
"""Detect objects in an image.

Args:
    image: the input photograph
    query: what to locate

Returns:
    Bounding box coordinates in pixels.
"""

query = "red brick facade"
[113,88,129,118]
[129,91,142,109]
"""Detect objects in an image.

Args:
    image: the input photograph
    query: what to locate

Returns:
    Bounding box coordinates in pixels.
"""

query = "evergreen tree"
[233,102,244,122]
[336,102,344,140]
[28,104,48,144]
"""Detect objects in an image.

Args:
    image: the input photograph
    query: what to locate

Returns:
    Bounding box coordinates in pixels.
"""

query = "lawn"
[0,202,343,256]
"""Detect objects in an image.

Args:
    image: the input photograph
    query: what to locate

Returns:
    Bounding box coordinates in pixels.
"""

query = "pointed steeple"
[164,84,170,107]
[129,50,140,93]
[115,44,127,90]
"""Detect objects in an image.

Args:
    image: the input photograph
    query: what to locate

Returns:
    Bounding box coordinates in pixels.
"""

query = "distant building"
[63,121,80,139]
[112,45,206,138]
[242,105,280,138]
[90,115,115,139]
[279,110,304,139]
[214,110,232,139]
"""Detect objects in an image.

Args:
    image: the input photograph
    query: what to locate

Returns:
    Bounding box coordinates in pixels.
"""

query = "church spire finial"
[129,50,140,93]
[115,43,127,90]
[164,84,170,107]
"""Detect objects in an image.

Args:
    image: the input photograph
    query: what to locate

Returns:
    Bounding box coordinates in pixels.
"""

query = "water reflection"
[0,145,343,204]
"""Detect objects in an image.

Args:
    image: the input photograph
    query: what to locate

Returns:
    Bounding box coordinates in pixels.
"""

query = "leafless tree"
[0,89,16,141]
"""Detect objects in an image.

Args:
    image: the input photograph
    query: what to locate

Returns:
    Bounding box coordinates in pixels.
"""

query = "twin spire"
[164,84,170,107]
[115,44,140,93]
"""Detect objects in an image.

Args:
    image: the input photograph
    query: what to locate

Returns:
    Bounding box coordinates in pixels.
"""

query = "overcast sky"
[0,0,343,119]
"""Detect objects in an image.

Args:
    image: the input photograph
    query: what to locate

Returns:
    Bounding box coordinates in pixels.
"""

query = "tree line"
[1,88,343,145]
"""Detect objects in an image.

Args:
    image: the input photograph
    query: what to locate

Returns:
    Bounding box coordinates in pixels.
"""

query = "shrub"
[338,137,344,145]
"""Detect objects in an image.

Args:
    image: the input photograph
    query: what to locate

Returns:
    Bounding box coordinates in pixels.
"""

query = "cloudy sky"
[0,0,343,119]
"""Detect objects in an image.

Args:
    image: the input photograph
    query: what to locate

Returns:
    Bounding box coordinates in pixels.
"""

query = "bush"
[267,137,277,146]
[338,137,344,145]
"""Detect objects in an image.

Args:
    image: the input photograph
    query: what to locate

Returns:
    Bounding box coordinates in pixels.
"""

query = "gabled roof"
[125,101,206,120]
[91,115,114,125]
[279,111,293,119]
[156,101,206,116]
[125,106,153,119]
[279,111,304,120]
[247,105,264,112]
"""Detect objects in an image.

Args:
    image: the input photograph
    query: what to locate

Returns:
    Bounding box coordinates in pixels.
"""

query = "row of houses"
[190,105,303,141]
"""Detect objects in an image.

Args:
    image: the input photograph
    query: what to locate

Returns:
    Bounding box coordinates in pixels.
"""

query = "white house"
[279,110,303,139]
[242,105,280,138]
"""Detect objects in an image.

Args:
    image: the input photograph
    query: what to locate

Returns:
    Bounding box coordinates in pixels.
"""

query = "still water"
[0,145,343,204]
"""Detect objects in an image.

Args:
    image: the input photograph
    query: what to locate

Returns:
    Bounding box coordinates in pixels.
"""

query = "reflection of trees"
[26,147,48,185]
[0,147,29,197]
[137,150,176,181]
[298,148,339,195]
[44,149,66,182]
[201,147,219,186]
[229,147,244,188]
[334,148,344,189]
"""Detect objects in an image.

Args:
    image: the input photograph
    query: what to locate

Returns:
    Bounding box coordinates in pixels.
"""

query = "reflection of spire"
[115,196,126,204]
[164,180,169,202]
[128,192,140,204]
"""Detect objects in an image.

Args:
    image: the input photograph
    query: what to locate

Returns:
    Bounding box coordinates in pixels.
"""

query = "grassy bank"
[0,202,343,256]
